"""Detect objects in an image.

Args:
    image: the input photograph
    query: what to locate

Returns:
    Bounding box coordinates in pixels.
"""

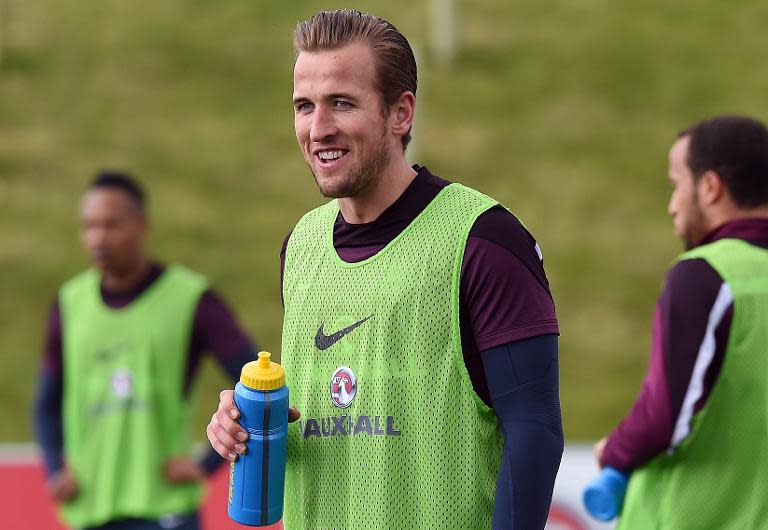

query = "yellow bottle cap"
[240,351,285,390]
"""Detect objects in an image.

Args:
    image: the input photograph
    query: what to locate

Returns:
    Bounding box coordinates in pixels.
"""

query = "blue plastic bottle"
[228,351,289,527]
[583,466,630,522]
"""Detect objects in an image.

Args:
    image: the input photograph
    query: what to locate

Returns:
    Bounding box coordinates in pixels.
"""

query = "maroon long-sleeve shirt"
[603,218,768,471]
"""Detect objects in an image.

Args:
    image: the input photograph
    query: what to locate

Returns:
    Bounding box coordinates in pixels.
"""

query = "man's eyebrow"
[326,93,359,102]
[293,93,359,106]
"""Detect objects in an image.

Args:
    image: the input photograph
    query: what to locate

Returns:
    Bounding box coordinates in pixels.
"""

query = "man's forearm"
[33,370,64,477]
[481,335,563,529]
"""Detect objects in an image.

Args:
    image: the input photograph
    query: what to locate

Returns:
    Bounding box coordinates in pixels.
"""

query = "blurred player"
[596,116,768,528]
[33,171,259,530]
[207,9,562,529]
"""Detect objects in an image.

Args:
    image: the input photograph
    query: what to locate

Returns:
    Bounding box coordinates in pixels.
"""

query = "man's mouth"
[91,249,112,263]
[316,149,348,165]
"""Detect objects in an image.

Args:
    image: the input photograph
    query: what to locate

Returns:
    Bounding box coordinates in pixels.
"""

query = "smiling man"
[207,10,562,529]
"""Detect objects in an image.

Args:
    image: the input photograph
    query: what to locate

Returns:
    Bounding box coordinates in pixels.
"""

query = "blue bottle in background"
[228,351,289,527]
[583,466,630,522]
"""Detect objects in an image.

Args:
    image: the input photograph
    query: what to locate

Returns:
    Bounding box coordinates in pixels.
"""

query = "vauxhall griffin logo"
[330,366,357,408]
[297,365,401,439]
[315,316,372,351]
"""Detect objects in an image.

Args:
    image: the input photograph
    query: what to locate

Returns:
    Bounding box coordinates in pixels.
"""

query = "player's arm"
[600,258,733,471]
[189,290,259,476]
[482,335,563,530]
[461,207,562,529]
[33,300,79,501]
[33,300,64,477]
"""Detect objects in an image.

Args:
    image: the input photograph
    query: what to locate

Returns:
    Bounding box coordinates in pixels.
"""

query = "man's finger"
[213,401,246,438]
[217,392,239,420]
[289,406,301,423]
[209,414,244,451]
[207,424,239,461]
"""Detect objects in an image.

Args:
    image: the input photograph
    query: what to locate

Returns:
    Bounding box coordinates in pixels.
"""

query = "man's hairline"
[293,40,397,107]
[292,42,413,123]
[82,186,146,217]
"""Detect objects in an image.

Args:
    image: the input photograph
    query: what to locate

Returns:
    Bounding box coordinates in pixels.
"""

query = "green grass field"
[2,0,767,443]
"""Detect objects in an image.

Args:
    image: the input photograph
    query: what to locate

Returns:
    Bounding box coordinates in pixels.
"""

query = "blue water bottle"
[583,466,630,522]
[228,351,289,527]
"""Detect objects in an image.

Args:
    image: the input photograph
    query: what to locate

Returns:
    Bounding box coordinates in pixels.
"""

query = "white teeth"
[318,150,344,161]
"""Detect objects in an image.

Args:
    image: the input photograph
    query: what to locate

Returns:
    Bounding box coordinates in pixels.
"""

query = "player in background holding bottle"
[596,116,768,529]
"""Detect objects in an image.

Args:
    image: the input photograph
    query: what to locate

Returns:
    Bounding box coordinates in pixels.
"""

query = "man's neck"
[707,205,768,233]
[338,160,418,224]
[101,258,152,293]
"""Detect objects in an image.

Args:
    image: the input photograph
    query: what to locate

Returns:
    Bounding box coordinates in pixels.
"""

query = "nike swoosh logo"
[315,316,372,351]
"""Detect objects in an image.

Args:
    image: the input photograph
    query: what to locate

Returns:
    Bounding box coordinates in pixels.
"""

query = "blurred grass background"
[1,0,767,443]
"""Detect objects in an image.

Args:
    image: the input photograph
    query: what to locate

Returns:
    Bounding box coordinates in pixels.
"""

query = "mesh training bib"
[281,184,503,529]
[619,238,768,529]
[59,265,207,529]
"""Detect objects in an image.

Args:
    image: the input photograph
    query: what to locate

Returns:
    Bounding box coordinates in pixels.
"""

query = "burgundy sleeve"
[602,258,733,471]
[458,207,559,407]
[43,300,63,378]
[461,207,559,351]
[188,291,258,475]
[186,290,256,392]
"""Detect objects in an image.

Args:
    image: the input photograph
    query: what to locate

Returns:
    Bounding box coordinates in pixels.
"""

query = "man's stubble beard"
[309,130,391,199]
[682,192,706,251]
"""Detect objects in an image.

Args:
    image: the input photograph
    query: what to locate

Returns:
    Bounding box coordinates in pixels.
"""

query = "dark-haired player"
[596,116,768,529]
[207,9,563,530]
[34,171,259,530]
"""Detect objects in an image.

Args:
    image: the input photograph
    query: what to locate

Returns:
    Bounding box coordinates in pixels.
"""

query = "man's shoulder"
[661,258,724,310]
[469,206,541,259]
[162,264,209,297]
[60,268,99,295]
[462,205,554,300]
[439,182,535,246]
[166,263,206,281]
[284,200,338,249]
[298,199,338,224]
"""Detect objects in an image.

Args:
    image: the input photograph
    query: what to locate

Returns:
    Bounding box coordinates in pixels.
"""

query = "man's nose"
[86,226,109,247]
[309,106,337,142]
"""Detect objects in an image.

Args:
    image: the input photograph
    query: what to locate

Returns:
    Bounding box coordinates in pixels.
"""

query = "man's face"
[80,188,146,276]
[293,43,393,198]
[667,136,706,250]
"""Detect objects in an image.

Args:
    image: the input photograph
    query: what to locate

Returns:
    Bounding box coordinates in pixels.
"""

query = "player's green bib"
[59,265,206,529]
[619,238,768,529]
[282,184,503,529]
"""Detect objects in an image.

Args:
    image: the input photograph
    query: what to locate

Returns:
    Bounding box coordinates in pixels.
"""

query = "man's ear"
[697,170,725,206]
[390,91,415,137]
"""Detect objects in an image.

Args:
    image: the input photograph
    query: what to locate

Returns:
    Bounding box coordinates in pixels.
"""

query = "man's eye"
[334,100,352,109]
[295,102,313,113]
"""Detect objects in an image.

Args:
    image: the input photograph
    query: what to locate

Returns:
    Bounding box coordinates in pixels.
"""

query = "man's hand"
[206,389,301,462]
[47,468,79,503]
[594,436,608,468]
[164,456,205,484]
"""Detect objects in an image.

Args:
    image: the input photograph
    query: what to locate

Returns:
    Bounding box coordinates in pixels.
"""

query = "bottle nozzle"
[240,351,285,390]
[258,351,271,368]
